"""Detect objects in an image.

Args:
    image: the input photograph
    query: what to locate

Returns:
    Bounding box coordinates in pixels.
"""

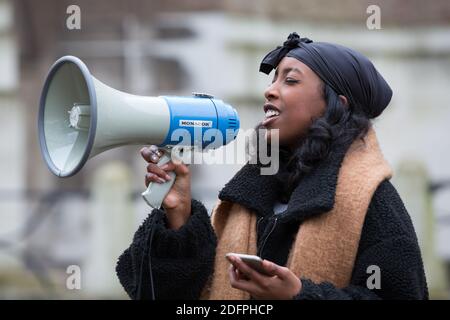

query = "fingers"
[228,256,267,285]
[261,260,287,279]
[141,146,190,188]
[144,156,189,181]
[159,161,189,176]
[228,264,256,293]
[141,146,168,187]
[145,172,167,187]
[140,146,164,164]
[229,265,239,281]
[227,257,297,300]
[142,146,189,173]
[228,262,247,281]
[147,163,172,181]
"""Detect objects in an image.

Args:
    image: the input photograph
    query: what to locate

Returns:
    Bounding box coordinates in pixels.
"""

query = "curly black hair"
[254,83,372,202]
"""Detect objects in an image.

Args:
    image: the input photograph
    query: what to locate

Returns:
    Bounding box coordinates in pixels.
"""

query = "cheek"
[275,85,326,144]
[282,109,310,138]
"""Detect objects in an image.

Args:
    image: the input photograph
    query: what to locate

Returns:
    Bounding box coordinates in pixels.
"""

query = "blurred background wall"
[0,0,449,298]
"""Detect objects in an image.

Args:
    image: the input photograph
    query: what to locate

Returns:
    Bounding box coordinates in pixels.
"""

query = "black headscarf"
[260,32,392,118]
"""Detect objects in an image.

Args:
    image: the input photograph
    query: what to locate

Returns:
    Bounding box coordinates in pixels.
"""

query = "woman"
[116,33,428,300]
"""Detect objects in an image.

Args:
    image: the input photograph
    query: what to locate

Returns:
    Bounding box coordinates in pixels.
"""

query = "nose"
[264,81,279,101]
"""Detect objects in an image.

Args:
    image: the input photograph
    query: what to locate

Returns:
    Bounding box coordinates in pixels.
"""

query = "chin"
[265,129,285,145]
[255,122,286,144]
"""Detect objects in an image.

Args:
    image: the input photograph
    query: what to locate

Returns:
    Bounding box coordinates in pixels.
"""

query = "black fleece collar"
[218,140,352,223]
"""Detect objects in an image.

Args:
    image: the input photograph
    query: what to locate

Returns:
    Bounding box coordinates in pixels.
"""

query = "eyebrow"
[275,67,303,76]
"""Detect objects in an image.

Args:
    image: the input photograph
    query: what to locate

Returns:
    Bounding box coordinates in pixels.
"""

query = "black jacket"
[116,141,429,300]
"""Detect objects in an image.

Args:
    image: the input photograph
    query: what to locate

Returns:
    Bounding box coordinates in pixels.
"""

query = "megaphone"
[38,55,240,209]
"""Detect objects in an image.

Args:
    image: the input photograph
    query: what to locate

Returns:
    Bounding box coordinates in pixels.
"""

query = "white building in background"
[0,0,25,270]
[1,2,449,297]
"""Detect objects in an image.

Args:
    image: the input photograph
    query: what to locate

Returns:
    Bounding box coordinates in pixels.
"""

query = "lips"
[262,103,281,126]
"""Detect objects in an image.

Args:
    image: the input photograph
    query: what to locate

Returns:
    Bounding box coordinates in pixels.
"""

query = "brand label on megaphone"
[179,119,213,128]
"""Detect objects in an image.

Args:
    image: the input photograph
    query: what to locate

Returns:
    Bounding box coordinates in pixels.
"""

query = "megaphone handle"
[141,151,176,209]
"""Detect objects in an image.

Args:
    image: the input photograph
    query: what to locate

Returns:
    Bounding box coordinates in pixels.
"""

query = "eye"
[285,77,299,84]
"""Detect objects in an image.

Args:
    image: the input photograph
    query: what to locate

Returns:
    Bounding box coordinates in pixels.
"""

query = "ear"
[338,95,349,107]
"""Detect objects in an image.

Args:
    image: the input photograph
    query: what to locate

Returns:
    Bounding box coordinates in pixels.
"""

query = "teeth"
[265,109,280,118]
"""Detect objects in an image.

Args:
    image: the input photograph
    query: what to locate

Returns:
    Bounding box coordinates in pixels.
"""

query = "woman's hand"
[227,255,302,300]
[141,145,191,230]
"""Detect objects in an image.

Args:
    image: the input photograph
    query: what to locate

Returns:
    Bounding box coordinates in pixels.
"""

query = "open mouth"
[262,103,281,126]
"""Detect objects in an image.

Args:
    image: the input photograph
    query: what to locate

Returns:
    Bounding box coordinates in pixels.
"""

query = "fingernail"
[165,174,171,181]
[160,164,168,170]
[151,155,158,162]
[157,177,165,184]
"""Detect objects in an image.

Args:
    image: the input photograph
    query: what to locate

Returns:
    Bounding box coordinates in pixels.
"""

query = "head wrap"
[260,32,392,118]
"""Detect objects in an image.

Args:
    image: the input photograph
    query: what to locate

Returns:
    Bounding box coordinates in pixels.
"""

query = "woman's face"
[262,57,326,148]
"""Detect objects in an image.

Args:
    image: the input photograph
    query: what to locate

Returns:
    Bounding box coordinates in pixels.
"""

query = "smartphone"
[225,253,272,276]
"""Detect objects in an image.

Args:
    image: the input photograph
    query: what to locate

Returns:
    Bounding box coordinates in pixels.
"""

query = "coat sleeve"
[115,199,217,300]
[294,180,429,300]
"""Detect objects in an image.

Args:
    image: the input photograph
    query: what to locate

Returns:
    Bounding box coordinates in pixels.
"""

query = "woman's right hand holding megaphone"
[141,145,192,230]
